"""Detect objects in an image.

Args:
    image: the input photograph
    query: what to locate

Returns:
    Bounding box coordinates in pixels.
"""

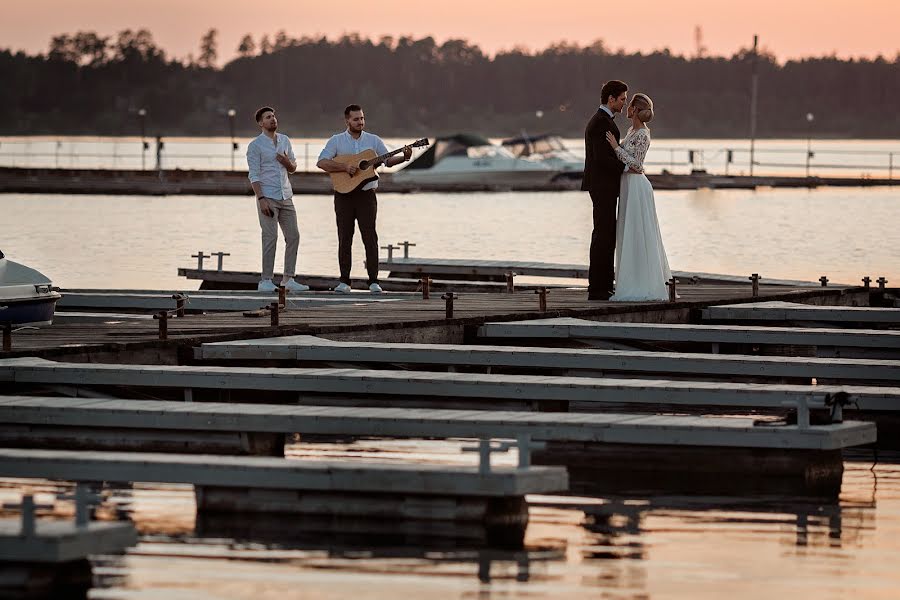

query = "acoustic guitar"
[328,138,429,193]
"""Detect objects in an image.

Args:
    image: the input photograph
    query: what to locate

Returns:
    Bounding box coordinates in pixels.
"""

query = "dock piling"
[398,241,416,258]
[534,287,548,312]
[420,276,431,300]
[878,276,889,290]
[191,251,211,271]
[506,271,517,294]
[153,311,168,340]
[2,324,10,351]
[269,301,279,327]
[380,244,398,262]
[666,278,680,302]
[2,495,51,537]
[819,275,829,287]
[172,293,187,317]
[278,285,286,305]
[750,273,760,297]
[462,439,515,474]
[441,292,458,318]
[863,276,871,290]
[516,434,546,469]
[211,252,230,272]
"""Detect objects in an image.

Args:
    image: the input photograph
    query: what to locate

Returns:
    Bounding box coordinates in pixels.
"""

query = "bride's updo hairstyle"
[631,93,654,124]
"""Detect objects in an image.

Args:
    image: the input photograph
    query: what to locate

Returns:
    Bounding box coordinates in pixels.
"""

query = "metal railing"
[0,137,896,179]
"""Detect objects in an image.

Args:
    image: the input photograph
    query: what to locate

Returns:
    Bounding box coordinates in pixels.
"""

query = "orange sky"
[3,0,898,63]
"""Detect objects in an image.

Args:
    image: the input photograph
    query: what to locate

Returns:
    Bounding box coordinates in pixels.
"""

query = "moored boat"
[0,250,62,326]
[391,134,558,190]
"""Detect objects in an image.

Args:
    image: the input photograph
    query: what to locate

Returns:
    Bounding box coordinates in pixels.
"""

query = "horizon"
[2,0,899,64]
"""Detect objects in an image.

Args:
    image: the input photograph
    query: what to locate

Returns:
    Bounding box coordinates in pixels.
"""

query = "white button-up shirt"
[246,132,295,201]
[318,130,390,191]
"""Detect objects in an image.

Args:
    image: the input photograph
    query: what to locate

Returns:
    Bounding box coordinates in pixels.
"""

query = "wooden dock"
[701,300,900,326]
[196,334,900,384]
[478,316,900,358]
[1,286,872,360]
[0,448,567,537]
[4,357,899,414]
[0,396,874,451]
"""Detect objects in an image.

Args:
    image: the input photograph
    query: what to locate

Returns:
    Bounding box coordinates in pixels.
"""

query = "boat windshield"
[505,136,568,157]
[466,145,516,159]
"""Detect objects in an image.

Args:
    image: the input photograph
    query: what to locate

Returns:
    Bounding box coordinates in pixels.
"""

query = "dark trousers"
[588,185,619,297]
[334,188,379,285]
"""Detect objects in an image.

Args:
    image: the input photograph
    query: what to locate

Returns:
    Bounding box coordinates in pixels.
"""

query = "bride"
[604,93,672,301]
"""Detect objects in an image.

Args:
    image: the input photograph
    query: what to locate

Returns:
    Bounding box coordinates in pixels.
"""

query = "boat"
[390,134,558,190]
[501,133,584,174]
[0,250,62,326]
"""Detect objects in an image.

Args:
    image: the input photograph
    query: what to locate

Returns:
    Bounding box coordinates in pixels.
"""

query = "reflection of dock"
[1,166,895,195]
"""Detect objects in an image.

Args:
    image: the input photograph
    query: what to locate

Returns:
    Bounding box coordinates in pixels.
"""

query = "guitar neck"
[371,147,404,165]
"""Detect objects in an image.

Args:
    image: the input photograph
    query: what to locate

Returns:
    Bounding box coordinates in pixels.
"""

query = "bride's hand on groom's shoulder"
[605,132,618,149]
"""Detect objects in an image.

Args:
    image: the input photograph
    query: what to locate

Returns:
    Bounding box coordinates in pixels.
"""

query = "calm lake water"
[1,186,898,288]
[2,444,899,599]
[2,167,900,597]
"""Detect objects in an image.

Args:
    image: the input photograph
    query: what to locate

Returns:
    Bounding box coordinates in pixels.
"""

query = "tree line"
[1,28,898,138]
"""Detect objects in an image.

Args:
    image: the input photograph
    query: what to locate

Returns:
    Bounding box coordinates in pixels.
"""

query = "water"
[2,444,899,599]
[2,164,900,597]
[1,186,898,288]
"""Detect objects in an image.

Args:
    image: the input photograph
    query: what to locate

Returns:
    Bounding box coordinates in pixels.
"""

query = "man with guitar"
[317,104,412,293]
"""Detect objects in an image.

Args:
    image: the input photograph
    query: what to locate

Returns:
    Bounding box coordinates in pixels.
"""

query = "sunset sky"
[3,0,898,63]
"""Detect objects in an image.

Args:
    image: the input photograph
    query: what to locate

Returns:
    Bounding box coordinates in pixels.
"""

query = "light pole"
[805,112,815,178]
[138,108,147,170]
[227,108,237,171]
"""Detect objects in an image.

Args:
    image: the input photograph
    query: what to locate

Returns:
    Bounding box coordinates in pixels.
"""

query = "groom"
[582,80,628,300]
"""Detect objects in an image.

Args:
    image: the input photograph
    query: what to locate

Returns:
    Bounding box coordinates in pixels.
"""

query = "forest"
[2,29,898,138]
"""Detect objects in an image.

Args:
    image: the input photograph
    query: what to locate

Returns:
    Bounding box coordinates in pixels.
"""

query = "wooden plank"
[0,448,567,496]
[57,291,411,312]
[197,335,900,382]
[379,258,823,286]
[0,519,137,563]
[703,301,900,324]
[478,317,900,349]
[2,357,899,412]
[0,396,877,450]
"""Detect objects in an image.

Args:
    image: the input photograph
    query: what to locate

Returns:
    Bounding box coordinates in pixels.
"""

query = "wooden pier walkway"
[701,301,900,326]
[2,287,869,359]
[3,357,898,413]
[478,317,900,358]
[0,396,874,451]
[197,335,900,383]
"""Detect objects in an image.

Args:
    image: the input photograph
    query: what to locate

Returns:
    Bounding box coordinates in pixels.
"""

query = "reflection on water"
[1,187,899,289]
[2,443,899,599]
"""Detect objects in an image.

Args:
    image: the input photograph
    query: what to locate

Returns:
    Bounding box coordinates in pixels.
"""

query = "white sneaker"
[334,282,352,294]
[284,278,310,292]
[257,279,277,292]
[369,282,383,294]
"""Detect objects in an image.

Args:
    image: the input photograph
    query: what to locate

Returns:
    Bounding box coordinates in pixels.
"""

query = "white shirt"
[318,130,390,191]
[246,132,295,201]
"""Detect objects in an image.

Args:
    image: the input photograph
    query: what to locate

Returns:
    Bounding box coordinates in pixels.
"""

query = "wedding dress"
[610,127,672,301]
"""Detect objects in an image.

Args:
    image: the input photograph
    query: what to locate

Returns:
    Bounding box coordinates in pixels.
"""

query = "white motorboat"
[391,134,558,189]
[501,133,584,174]
[0,250,61,326]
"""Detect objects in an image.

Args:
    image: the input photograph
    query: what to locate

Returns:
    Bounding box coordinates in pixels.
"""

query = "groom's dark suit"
[582,107,626,299]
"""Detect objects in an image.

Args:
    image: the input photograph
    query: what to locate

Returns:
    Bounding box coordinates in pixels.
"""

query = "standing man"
[316,104,412,293]
[246,106,309,292]
[582,80,629,301]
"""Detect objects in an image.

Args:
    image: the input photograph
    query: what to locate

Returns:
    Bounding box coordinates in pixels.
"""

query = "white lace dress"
[610,127,672,301]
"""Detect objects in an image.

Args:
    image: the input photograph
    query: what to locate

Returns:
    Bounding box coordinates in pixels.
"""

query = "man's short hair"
[255,106,274,123]
[600,81,628,104]
[344,104,363,118]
